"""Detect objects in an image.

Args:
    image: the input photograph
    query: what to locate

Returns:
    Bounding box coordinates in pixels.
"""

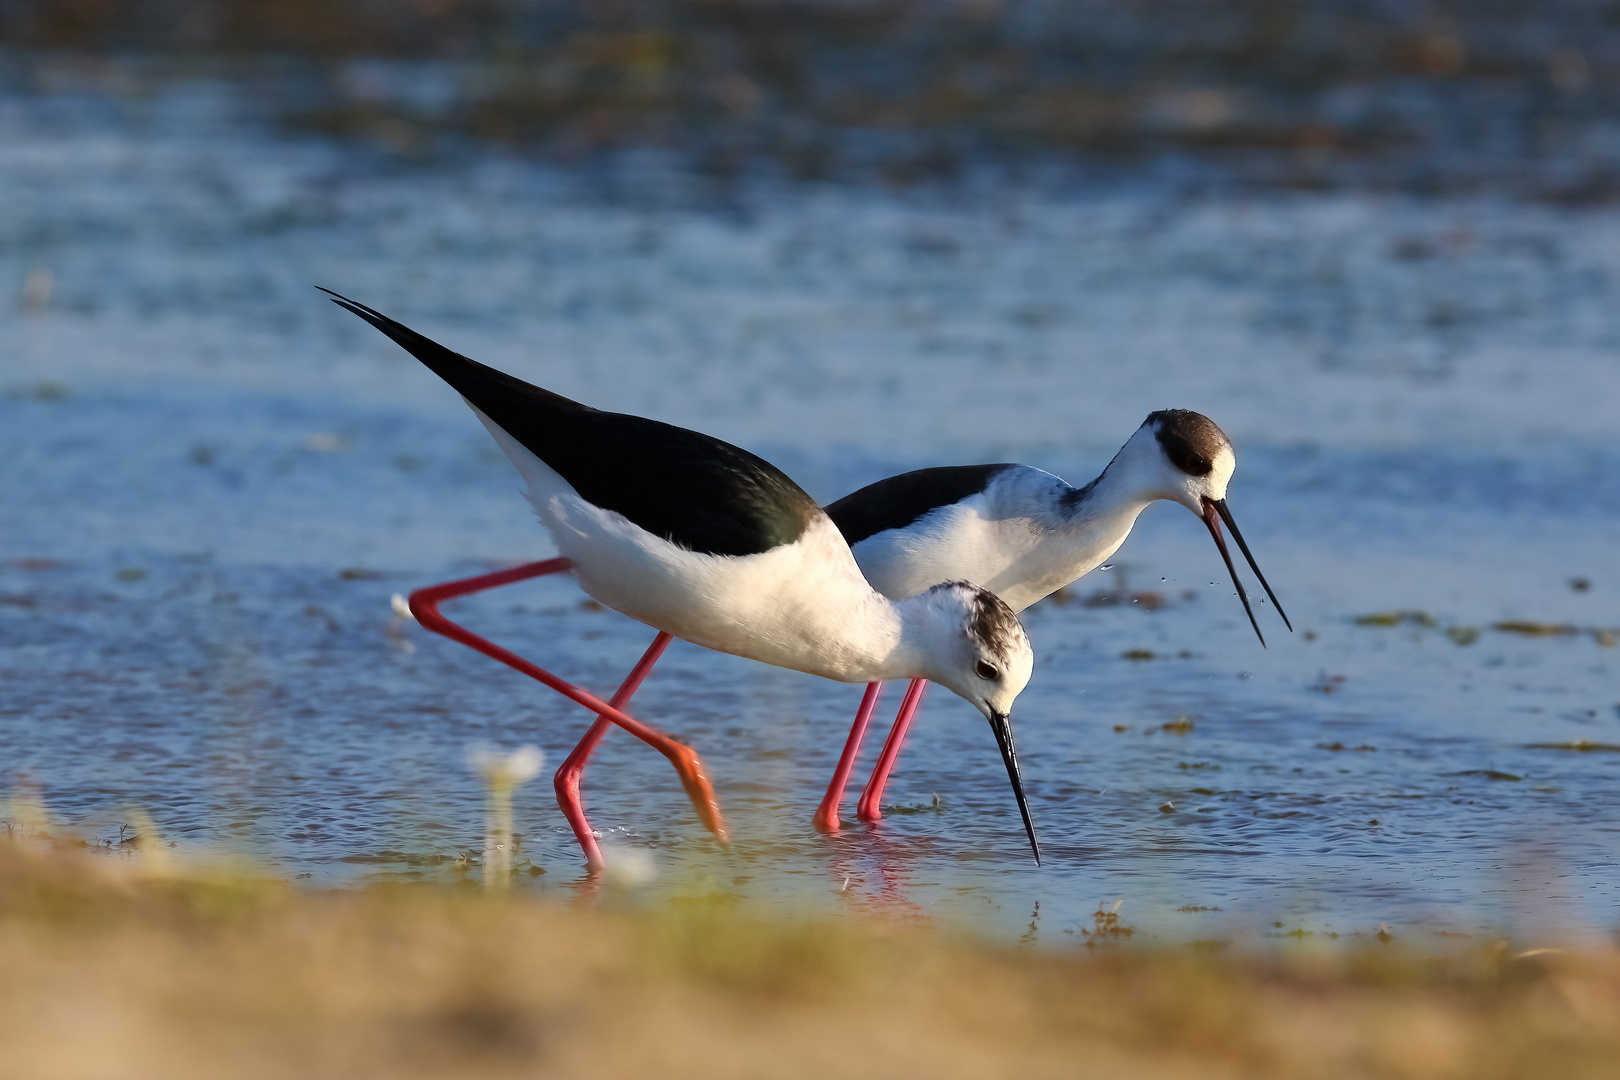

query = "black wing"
[323,290,817,558]
[824,464,1016,546]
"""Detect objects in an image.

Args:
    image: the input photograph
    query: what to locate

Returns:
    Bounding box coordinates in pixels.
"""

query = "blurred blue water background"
[3,3,1620,945]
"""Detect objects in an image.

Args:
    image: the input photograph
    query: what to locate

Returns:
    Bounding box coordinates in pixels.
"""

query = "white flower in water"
[469,744,545,787]
[468,744,545,889]
[599,844,657,888]
[386,594,417,652]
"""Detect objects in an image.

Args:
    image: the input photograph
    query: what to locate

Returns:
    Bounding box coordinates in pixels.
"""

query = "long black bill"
[1200,496,1290,647]
[987,711,1042,865]
[1212,498,1292,632]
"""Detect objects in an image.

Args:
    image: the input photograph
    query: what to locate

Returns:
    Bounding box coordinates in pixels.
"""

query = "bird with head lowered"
[321,289,1043,867]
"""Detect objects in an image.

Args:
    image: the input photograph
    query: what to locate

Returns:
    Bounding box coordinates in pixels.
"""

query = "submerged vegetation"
[1352,610,1619,648]
[3,838,1620,1078]
[3,0,1620,196]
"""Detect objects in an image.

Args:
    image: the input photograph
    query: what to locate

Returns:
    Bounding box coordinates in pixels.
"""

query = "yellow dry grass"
[1,840,1618,1080]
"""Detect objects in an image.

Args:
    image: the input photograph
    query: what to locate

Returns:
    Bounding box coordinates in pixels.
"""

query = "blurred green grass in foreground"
[3,837,1620,1079]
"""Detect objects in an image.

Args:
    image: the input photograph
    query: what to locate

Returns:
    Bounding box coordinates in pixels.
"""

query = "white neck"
[1064,459,1158,539]
[800,588,911,683]
[783,587,962,686]
[879,592,962,685]
[978,433,1168,612]
[1067,421,1194,535]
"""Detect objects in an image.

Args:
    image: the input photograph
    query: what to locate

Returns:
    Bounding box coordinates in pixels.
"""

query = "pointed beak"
[987,711,1042,865]
[1199,496,1292,647]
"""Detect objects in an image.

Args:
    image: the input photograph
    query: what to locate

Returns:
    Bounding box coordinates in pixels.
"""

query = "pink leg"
[408,561,727,851]
[855,679,929,822]
[554,631,673,870]
[812,681,885,833]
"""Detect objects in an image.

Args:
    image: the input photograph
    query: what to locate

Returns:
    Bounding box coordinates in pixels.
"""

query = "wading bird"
[322,290,1041,867]
[555,409,1287,849]
[812,410,1290,830]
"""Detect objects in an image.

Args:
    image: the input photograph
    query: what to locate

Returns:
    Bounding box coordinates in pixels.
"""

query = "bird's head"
[916,581,1033,720]
[914,581,1041,862]
[1115,409,1289,645]
[1129,409,1238,515]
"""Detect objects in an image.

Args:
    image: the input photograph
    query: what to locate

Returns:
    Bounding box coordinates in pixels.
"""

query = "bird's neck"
[802,590,949,686]
[1060,456,1159,547]
[1073,467,1156,522]
[817,592,916,684]
[877,592,964,686]
[736,560,912,685]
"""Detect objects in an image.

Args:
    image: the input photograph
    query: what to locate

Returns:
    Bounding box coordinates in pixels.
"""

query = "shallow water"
[4,78,1620,946]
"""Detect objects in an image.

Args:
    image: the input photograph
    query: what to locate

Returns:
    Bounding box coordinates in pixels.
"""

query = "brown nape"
[955,582,1025,664]
[1147,409,1231,477]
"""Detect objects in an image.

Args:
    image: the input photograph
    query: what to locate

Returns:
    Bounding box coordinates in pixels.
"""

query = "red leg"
[855,679,929,822]
[812,681,885,834]
[408,561,727,848]
[554,631,673,870]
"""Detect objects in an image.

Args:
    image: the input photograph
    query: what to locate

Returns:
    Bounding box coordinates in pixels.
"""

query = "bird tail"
[318,287,586,417]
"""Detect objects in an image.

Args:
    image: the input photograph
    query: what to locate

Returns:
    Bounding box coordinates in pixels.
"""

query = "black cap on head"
[1147,410,1230,477]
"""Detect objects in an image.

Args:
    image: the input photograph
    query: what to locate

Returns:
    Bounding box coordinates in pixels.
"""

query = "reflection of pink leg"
[408,561,726,859]
[855,679,929,822]
[812,682,884,833]
[554,632,673,870]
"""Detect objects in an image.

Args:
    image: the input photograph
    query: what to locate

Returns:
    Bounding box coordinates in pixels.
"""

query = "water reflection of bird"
[813,411,1291,831]
[321,289,1040,869]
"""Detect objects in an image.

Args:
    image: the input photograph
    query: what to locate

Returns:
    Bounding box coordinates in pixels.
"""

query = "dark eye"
[975,660,998,680]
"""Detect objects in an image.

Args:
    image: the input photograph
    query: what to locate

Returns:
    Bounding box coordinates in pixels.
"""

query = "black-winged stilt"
[812,409,1290,829]
[321,290,1042,866]
[556,408,1286,849]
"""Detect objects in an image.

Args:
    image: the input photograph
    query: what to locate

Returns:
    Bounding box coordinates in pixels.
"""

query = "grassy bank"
[2,840,1618,1079]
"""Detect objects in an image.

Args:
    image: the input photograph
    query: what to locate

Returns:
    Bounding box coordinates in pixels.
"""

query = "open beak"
[1200,496,1292,647]
[988,711,1042,865]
